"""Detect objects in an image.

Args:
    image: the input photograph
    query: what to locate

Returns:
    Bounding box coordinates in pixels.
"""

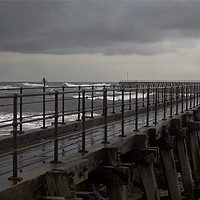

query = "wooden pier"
[0,81,200,200]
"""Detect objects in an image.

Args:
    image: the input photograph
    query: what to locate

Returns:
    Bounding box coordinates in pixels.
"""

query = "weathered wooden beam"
[134,149,158,164]
[160,148,182,200]
[103,166,130,185]
[138,163,159,200]
[170,118,194,199]
[157,124,182,200]
[102,147,119,167]
[188,121,200,131]
[148,125,163,145]
[193,109,200,121]
[102,147,128,200]
[45,170,75,198]
[58,160,88,186]
[187,123,200,186]
[176,139,194,199]
[121,163,135,182]
[182,111,194,127]
[107,185,127,200]
[134,134,160,200]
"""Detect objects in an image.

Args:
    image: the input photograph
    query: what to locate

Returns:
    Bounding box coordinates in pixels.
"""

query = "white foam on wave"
[72,92,147,101]
[22,83,45,88]
[0,85,17,90]
[0,111,101,135]
[65,82,111,88]
[93,83,111,87]
[65,83,90,87]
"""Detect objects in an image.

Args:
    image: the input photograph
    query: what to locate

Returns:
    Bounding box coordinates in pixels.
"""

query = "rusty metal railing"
[0,82,200,183]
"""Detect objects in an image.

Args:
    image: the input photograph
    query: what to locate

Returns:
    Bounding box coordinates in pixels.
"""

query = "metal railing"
[0,82,199,183]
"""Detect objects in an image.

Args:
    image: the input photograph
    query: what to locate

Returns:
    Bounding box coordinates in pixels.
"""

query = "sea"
[0,81,131,135]
[0,81,167,136]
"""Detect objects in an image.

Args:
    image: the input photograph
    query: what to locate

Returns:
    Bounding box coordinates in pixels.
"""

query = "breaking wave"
[65,82,111,88]
[22,83,46,88]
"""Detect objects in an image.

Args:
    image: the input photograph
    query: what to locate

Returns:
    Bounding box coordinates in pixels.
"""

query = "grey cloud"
[0,1,200,55]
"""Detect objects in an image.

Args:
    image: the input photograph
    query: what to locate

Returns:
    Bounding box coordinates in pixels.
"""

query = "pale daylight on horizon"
[0,0,200,82]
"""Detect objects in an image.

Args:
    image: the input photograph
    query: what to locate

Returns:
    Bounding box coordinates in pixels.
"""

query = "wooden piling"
[45,170,75,198]
[102,148,129,200]
[159,127,182,200]
[135,135,160,200]
[170,119,194,199]
[176,138,194,199]
[187,122,200,186]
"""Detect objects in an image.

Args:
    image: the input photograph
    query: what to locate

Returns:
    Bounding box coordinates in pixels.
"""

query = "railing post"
[129,87,132,110]
[102,89,109,144]
[190,85,192,109]
[102,86,105,116]
[146,87,150,127]
[62,86,65,124]
[186,85,188,111]
[119,88,126,137]
[42,77,46,129]
[112,85,115,114]
[51,91,61,163]
[135,87,139,131]
[197,84,199,106]
[13,93,18,180]
[91,85,94,118]
[77,86,81,121]
[79,90,87,153]
[154,88,158,125]
[175,86,179,115]
[193,84,196,107]
[8,93,22,183]
[152,84,155,104]
[165,86,168,103]
[142,86,145,107]
[170,86,173,118]
[181,85,184,113]
[162,87,164,103]
[19,87,23,133]
[163,87,166,120]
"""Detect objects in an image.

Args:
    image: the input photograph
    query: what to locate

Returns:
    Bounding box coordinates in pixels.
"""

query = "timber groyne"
[0,81,200,200]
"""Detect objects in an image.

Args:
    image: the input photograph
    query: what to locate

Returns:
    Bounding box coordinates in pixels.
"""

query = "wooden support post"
[134,135,160,200]
[102,148,129,200]
[107,185,127,200]
[170,119,194,199]
[187,121,200,187]
[193,109,200,121]
[159,126,182,200]
[104,166,129,200]
[45,170,76,198]
[138,163,159,200]
[177,138,194,199]
[160,149,182,200]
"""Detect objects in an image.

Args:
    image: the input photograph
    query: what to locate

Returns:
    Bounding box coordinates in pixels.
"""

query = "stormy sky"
[0,0,200,82]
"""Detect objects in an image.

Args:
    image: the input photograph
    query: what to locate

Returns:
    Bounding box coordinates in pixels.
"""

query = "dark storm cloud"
[0,1,200,55]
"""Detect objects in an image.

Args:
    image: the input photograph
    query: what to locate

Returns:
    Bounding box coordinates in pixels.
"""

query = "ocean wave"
[22,83,45,88]
[65,83,90,87]
[0,111,100,135]
[65,82,111,88]
[72,92,147,101]
[0,85,17,90]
